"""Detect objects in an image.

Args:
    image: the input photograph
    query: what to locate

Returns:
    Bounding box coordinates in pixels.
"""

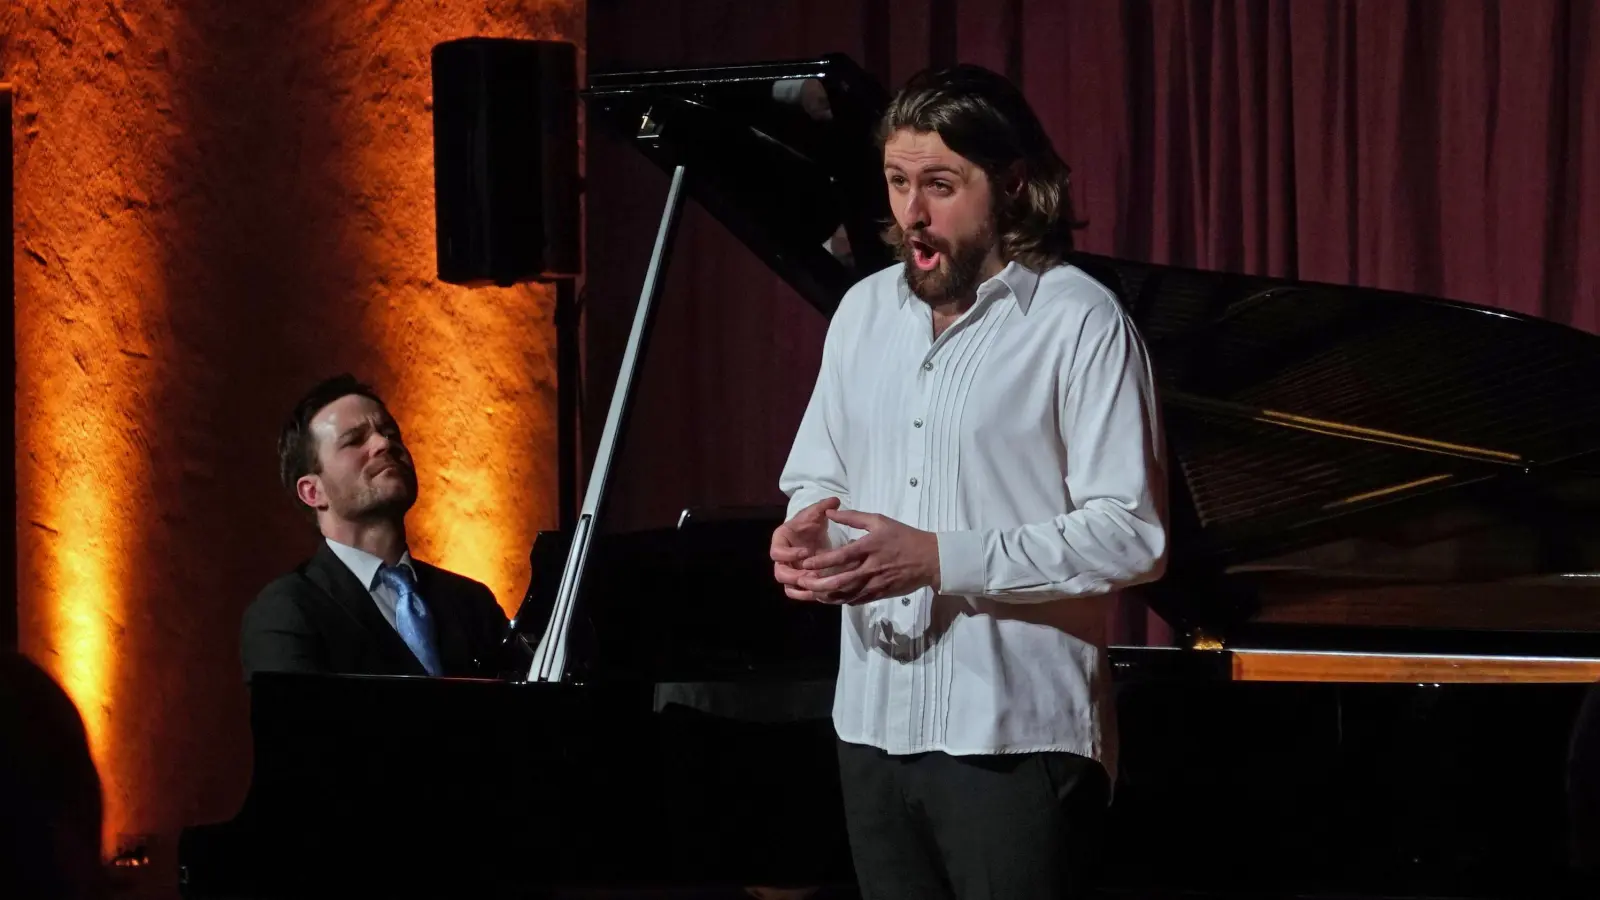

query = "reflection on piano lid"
[1059,254,1600,657]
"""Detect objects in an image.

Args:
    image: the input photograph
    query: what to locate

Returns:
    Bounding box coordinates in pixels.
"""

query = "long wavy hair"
[877,64,1084,271]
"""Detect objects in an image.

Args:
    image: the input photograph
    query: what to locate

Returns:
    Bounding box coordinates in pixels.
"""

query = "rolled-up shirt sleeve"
[936,299,1168,602]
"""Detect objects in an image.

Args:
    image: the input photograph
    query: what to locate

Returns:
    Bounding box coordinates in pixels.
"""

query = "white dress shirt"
[325,538,419,632]
[779,260,1168,774]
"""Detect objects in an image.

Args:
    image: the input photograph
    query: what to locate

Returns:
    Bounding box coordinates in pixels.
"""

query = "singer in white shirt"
[774,64,1168,900]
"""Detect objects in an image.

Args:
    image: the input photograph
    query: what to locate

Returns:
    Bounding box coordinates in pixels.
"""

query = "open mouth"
[909,237,943,272]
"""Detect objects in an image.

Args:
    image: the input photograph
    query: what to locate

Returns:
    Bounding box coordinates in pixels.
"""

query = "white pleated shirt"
[779,260,1168,775]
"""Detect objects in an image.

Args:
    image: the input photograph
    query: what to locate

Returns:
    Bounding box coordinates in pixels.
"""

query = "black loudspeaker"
[431,38,580,286]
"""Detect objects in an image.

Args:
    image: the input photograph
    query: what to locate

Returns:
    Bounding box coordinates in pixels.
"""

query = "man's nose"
[902,189,928,228]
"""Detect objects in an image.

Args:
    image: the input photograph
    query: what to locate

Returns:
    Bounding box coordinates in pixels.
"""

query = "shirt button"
[913,418,923,428]
[922,361,934,371]
[909,477,919,487]
[902,597,911,606]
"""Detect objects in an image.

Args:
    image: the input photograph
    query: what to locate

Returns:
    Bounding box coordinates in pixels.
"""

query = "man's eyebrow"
[883,162,962,178]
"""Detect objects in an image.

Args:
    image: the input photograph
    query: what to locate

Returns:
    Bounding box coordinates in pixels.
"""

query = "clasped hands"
[770,497,941,605]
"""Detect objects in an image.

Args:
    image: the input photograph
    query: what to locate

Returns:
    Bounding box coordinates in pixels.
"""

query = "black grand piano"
[179,54,1600,899]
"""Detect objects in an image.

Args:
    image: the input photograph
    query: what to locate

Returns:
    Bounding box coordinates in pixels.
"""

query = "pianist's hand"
[793,509,940,606]
[771,497,843,602]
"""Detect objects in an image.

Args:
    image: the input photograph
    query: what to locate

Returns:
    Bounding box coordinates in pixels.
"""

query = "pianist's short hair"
[877,64,1083,270]
[277,374,387,501]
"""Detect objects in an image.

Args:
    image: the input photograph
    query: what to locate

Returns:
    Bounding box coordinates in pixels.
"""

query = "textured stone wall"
[4,0,581,878]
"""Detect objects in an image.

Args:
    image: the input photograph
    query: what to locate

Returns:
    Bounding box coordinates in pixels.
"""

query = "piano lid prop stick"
[528,164,688,683]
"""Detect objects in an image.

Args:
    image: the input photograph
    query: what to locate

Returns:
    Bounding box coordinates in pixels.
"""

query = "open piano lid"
[586,54,894,317]
[1074,255,1600,655]
[585,55,1600,656]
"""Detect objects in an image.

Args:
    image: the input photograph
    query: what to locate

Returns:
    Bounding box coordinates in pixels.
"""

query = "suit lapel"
[304,542,427,676]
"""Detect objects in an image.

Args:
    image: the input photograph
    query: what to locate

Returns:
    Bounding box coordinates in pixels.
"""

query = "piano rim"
[1116,645,1600,684]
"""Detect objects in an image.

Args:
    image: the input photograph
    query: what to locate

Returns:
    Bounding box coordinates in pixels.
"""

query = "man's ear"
[296,474,326,512]
[1005,160,1027,200]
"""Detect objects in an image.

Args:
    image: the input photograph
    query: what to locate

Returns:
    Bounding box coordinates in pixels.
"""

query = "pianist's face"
[301,393,418,523]
[884,128,1007,306]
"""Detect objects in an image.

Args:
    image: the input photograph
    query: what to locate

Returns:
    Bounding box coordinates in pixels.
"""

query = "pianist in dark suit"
[240,374,508,682]
[772,65,1168,899]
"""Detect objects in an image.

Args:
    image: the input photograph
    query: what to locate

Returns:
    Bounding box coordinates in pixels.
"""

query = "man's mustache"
[903,230,950,255]
[364,456,412,478]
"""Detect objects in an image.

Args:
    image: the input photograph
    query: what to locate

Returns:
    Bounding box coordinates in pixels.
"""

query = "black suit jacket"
[240,541,509,682]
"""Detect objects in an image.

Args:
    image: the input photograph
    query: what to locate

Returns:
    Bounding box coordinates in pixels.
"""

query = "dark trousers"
[836,739,1109,900]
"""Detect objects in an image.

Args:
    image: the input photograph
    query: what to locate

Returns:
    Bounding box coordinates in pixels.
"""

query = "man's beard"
[898,223,996,306]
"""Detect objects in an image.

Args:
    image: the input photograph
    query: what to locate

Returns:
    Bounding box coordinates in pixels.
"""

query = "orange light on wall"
[14,40,171,848]
[325,11,582,613]
[10,1,583,876]
[28,406,129,831]
[12,0,225,860]
[389,308,561,616]
[15,223,160,861]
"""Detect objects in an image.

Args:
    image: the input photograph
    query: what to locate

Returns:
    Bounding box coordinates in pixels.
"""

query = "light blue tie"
[377,563,443,676]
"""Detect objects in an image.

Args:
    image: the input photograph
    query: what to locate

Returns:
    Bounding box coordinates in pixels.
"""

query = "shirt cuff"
[936,530,987,596]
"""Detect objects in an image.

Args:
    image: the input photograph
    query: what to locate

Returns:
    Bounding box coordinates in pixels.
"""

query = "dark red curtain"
[584,0,1600,641]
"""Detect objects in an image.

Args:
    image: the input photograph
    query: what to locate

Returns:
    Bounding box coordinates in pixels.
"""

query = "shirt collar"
[325,537,416,591]
[896,259,1042,314]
